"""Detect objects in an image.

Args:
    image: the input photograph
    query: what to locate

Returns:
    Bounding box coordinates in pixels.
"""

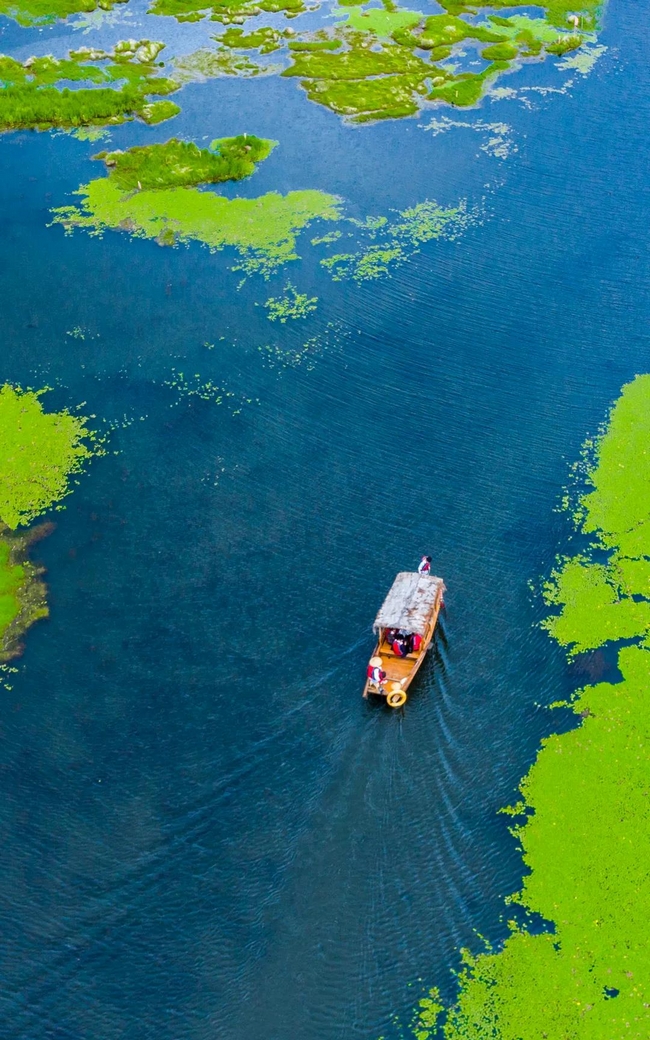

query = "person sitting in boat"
[418,555,432,576]
[412,633,423,653]
[367,656,387,688]
[392,634,409,657]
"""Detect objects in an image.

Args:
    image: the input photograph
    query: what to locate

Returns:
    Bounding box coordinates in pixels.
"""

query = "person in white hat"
[366,656,387,689]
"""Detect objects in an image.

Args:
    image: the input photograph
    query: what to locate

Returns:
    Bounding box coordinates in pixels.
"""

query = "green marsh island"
[0,385,96,661]
[0,42,180,133]
[412,374,650,1039]
[173,0,608,123]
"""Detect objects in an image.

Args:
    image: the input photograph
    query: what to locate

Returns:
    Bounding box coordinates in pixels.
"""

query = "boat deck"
[364,572,445,705]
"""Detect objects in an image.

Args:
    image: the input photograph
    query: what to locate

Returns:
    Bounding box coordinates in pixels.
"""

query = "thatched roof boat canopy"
[373,572,445,637]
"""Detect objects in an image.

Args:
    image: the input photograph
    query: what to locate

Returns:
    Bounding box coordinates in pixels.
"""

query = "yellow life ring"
[387,688,407,709]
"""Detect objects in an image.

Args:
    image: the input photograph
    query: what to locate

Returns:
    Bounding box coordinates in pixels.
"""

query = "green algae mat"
[411,374,650,1039]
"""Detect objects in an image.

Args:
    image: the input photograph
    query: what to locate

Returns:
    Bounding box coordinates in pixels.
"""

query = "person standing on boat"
[418,555,432,576]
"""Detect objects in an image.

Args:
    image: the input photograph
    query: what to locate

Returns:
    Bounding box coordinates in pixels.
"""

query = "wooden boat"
[363,571,445,708]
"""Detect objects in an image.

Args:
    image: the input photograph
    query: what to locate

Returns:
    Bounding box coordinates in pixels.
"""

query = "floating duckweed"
[318,198,474,281]
[163,370,258,415]
[557,43,606,74]
[172,46,278,80]
[422,373,650,1039]
[311,230,342,245]
[0,385,98,658]
[263,282,318,321]
[0,384,95,530]
[53,179,342,278]
[0,526,51,662]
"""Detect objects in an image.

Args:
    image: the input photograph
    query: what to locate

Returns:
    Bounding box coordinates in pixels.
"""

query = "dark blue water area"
[0,1,649,1037]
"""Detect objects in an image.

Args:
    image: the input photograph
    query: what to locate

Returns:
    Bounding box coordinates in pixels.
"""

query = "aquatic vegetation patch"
[94,135,275,190]
[52,179,342,277]
[172,46,279,80]
[418,374,650,1039]
[0,42,180,132]
[0,0,127,28]
[542,375,650,651]
[558,42,606,74]
[318,199,474,281]
[0,384,96,530]
[422,115,517,159]
[258,320,347,372]
[438,0,603,32]
[263,282,317,321]
[0,525,50,662]
[148,0,307,26]
[218,25,291,52]
[162,371,258,415]
[186,0,607,121]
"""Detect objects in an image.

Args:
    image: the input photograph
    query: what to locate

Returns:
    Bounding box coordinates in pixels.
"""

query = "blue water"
[0,2,649,1036]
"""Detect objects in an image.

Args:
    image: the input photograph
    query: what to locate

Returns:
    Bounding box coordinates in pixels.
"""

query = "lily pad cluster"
[0,41,179,133]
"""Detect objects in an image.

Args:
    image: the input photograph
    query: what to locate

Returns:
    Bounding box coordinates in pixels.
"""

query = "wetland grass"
[96,135,276,190]
[0,44,180,132]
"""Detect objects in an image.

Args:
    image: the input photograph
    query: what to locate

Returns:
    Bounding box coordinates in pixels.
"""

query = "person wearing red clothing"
[366,657,387,688]
[418,555,432,576]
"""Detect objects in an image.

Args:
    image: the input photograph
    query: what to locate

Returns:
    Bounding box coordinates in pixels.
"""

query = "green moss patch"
[419,374,650,1039]
[218,26,290,52]
[0,42,179,133]
[95,135,275,190]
